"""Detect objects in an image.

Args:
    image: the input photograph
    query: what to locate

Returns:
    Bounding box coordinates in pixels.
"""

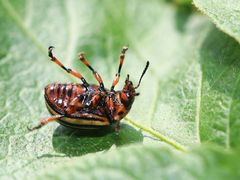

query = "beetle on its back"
[29,46,149,131]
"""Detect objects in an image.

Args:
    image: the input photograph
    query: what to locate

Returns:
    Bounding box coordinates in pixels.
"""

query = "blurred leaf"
[0,0,240,179]
[35,144,240,180]
[168,0,192,6]
[194,0,240,43]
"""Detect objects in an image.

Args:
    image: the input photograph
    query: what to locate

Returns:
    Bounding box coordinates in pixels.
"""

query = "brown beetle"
[29,46,149,131]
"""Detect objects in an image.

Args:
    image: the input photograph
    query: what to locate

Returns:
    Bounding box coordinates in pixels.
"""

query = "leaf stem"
[124,117,188,152]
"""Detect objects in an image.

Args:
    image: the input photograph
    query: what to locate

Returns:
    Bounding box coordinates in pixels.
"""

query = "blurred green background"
[1,0,240,179]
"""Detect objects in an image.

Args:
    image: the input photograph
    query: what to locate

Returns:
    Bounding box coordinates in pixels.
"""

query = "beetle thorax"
[106,83,136,122]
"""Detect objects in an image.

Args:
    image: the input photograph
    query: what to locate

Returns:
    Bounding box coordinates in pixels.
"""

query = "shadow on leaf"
[174,6,193,33]
[52,123,143,157]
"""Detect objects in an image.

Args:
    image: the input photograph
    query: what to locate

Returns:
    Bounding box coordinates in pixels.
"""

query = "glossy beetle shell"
[44,83,134,128]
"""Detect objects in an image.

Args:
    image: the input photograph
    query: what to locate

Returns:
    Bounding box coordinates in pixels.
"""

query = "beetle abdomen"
[44,83,86,112]
[45,101,110,127]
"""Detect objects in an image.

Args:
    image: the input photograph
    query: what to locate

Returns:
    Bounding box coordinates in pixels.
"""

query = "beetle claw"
[27,124,43,131]
[78,52,85,59]
[48,46,55,58]
[27,126,32,131]
[114,122,120,133]
[122,46,128,54]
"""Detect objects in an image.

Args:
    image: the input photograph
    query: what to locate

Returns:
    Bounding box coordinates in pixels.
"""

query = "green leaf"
[166,0,192,6]
[35,145,240,179]
[0,0,240,178]
[198,29,240,148]
[193,0,240,43]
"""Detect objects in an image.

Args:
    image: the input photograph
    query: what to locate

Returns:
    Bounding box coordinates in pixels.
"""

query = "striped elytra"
[28,46,149,131]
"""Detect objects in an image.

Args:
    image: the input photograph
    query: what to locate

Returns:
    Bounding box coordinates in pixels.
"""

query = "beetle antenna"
[126,74,130,82]
[134,61,150,89]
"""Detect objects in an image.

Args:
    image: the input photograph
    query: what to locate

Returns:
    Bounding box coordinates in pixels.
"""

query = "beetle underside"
[28,46,149,131]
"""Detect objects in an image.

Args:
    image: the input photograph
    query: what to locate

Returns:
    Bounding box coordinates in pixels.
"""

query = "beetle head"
[115,61,150,119]
[110,61,150,122]
[122,74,136,95]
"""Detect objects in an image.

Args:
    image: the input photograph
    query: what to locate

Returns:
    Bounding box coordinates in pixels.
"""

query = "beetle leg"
[107,95,115,121]
[28,115,63,131]
[48,46,89,88]
[87,94,101,107]
[79,53,105,91]
[111,46,128,91]
[64,95,85,115]
[115,121,120,133]
[65,94,102,115]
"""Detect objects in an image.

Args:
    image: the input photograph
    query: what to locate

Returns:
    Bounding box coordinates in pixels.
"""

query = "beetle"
[28,46,149,131]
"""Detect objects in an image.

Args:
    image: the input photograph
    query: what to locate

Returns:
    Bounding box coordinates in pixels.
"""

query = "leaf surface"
[194,0,240,43]
[0,0,240,178]
[35,145,240,180]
